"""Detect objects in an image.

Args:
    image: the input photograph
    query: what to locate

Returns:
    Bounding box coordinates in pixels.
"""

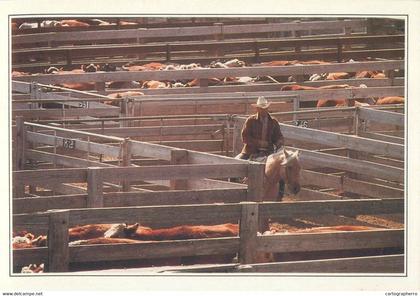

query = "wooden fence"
[13,34,403,71]
[12,19,367,47]
[12,198,404,273]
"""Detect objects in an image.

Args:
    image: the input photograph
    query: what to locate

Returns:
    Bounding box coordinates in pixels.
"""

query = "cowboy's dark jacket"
[240,112,284,155]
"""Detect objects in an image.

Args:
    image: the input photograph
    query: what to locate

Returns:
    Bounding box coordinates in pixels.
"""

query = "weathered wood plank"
[295,188,342,201]
[99,163,248,182]
[280,123,404,159]
[359,131,404,145]
[69,237,239,263]
[68,203,242,228]
[26,131,122,158]
[13,247,48,267]
[13,108,120,119]
[188,178,247,190]
[103,188,247,207]
[257,229,403,253]
[239,254,404,273]
[259,198,403,220]
[47,210,70,272]
[297,148,404,182]
[13,194,87,214]
[300,170,342,188]
[239,203,259,264]
[342,177,404,198]
[13,168,87,186]
[359,107,405,127]
[79,124,223,138]
[25,149,114,169]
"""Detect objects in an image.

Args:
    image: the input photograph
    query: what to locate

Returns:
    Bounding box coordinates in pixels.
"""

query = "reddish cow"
[355,70,386,79]
[281,84,317,91]
[106,91,144,106]
[141,80,170,89]
[12,70,30,77]
[186,78,222,87]
[261,60,296,67]
[376,96,404,105]
[59,20,90,27]
[127,223,239,241]
[68,224,128,241]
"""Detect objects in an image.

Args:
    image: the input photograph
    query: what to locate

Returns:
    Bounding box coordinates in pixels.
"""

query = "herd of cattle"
[13,222,385,273]
[12,19,140,30]
[12,57,404,108]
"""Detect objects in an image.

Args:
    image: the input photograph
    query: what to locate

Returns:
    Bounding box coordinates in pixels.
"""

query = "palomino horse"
[243,148,301,201]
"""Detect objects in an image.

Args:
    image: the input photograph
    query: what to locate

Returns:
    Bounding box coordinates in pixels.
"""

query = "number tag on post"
[78,101,89,108]
[62,138,76,149]
[293,120,309,128]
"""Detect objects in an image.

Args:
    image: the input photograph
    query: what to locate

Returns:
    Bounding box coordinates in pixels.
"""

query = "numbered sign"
[78,101,89,108]
[293,120,309,128]
[62,138,76,149]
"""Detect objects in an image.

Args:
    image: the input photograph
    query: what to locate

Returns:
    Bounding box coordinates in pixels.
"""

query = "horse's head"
[280,149,301,195]
[265,149,301,200]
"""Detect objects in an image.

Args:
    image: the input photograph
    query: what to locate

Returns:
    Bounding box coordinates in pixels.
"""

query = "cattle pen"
[10,16,406,274]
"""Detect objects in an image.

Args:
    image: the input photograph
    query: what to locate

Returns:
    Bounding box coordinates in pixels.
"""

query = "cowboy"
[235,96,285,196]
[236,96,284,160]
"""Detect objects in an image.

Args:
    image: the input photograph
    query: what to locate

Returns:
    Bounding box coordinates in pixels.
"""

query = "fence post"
[232,118,243,156]
[14,117,26,198]
[87,167,104,207]
[344,26,352,51]
[170,149,189,190]
[47,210,70,272]
[247,162,265,202]
[239,202,259,264]
[212,22,224,57]
[122,138,132,192]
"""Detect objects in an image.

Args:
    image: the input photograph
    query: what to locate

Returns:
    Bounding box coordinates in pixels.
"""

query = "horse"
[240,148,301,201]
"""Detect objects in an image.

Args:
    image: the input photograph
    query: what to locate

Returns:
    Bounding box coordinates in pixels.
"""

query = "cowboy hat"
[252,96,271,109]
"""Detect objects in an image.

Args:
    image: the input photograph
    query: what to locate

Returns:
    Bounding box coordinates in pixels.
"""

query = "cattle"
[376,96,404,105]
[68,223,130,241]
[210,58,245,68]
[186,78,222,87]
[106,91,144,105]
[261,60,294,67]
[88,19,115,26]
[316,84,352,107]
[43,65,98,91]
[355,70,386,79]
[40,20,62,28]
[118,20,138,26]
[18,22,38,29]
[12,234,46,249]
[122,65,147,71]
[281,84,317,91]
[126,223,239,241]
[12,70,30,77]
[21,264,44,273]
[59,20,90,27]
[141,80,170,89]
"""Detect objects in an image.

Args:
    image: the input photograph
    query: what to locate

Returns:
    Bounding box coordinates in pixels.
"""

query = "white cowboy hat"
[252,96,271,109]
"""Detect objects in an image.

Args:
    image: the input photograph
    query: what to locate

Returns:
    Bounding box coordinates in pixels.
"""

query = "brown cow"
[376,96,404,105]
[59,20,90,27]
[127,223,239,241]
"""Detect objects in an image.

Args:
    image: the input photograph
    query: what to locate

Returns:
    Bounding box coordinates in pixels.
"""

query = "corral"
[11,16,405,274]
